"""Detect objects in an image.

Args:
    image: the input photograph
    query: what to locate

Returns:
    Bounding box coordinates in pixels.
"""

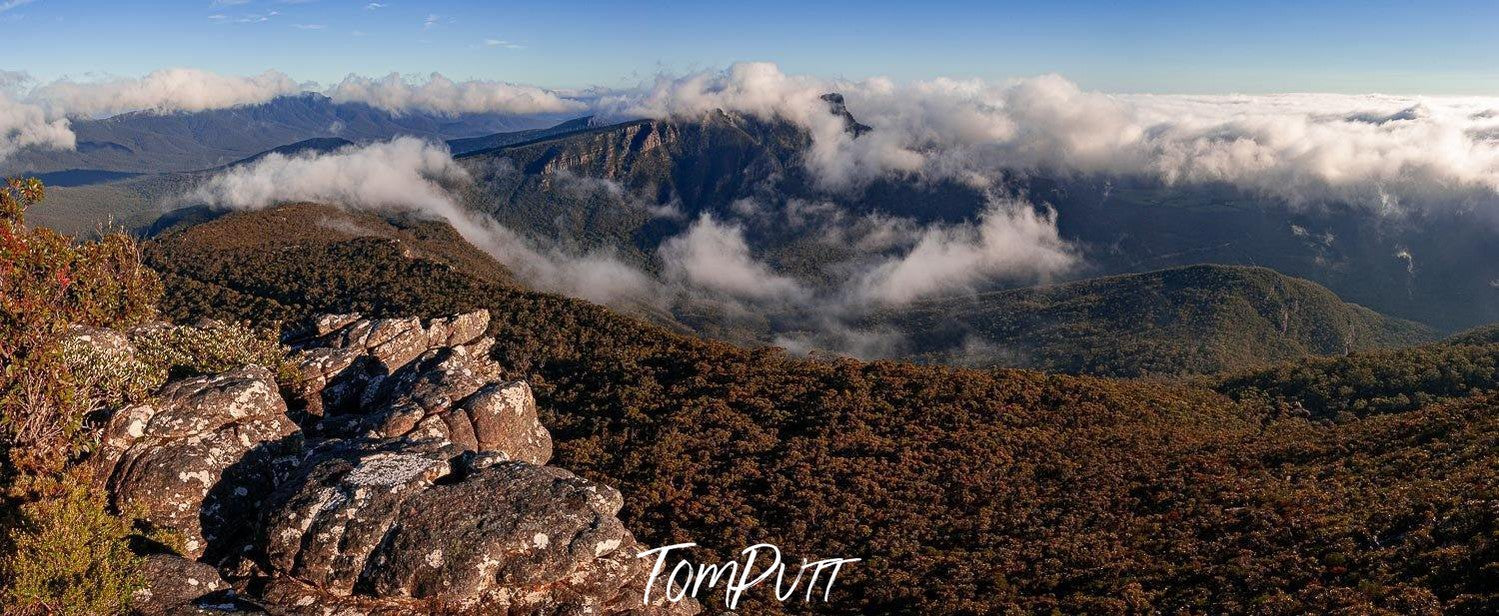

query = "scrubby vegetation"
[0,180,287,614]
[1217,340,1499,421]
[145,204,1499,615]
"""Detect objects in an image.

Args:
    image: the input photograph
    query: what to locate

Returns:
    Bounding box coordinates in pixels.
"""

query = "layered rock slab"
[96,365,298,559]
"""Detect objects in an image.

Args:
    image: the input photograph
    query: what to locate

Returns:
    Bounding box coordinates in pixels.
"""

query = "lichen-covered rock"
[422,310,490,349]
[87,310,681,615]
[97,366,299,559]
[286,310,550,465]
[68,324,137,357]
[130,553,249,616]
[257,440,686,614]
[327,342,550,465]
[287,311,492,419]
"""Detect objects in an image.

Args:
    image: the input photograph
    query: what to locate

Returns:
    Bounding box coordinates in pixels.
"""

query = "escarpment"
[79,310,694,615]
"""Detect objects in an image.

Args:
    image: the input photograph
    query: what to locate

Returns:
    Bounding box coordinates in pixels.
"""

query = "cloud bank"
[598,63,1499,214]
[0,88,72,163]
[659,214,809,303]
[10,68,585,121]
[186,138,657,307]
[17,62,1499,221]
[853,199,1075,305]
[27,68,304,117]
[324,73,587,117]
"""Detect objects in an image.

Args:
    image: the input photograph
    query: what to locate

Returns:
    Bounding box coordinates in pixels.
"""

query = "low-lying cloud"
[186,138,658,307]
[659,214,809,303]
[853,198,1076,305]
[27,68,304,118]
[325,72,586,117]
[598,63,1499,215]
[9,68,585,121]
[0,87,72,162]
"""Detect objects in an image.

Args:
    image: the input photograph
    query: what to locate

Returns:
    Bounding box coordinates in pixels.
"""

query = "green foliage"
[1,178,163,479]
[1,179,165,615]
[129,321,291,383]
[59,320,290,410]
[146,205,1499,615]
[0,475,144,616]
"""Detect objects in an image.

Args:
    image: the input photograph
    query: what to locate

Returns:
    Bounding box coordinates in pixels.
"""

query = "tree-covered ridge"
[1215,331,1499,421]
[143,203,1499,614]
[872,263,1437,376]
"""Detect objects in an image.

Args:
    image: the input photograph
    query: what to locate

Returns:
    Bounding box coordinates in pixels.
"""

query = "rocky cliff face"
[81,310,695,615]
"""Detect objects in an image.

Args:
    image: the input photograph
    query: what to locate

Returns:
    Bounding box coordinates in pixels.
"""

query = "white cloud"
[364,2,386,9]
[187,138,661,306]
[0,89,74,162]
[597,63,1499,214]
[293,24,326,30]
[11,68,586,120]
[188,136,465,214]
[659,214,809,302]
[27,68,302,117]
[325,72,586,116]
[852,197,1077,305]
[483,38,524,49]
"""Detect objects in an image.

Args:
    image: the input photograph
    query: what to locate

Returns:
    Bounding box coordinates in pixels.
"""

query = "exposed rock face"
[287,310,552,465]
[96,365,299,559]
[129,553,252,616]
[259,441,666,614]
[80,310,690,615]
[821,92,872,137]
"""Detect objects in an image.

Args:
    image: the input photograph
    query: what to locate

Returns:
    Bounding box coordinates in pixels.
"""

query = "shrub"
[1,179,161,615]
[1,178,163,480]
[130,320,290,383]
[0,476,143,616]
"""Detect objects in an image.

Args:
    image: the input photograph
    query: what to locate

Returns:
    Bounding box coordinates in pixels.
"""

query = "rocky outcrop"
[821,92,872,137]
[96,365,299,559]
[257,441,666,614]
[78,310,693,615]
[291,312,550,464]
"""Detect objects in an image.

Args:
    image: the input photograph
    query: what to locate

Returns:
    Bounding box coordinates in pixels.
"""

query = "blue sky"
[5,0,1499,94]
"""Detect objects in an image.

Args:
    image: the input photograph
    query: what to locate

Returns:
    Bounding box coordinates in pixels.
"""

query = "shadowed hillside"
[872,264,1436,376]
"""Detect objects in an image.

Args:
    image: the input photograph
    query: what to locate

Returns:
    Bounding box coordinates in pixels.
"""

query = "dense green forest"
[137,204,1499,615]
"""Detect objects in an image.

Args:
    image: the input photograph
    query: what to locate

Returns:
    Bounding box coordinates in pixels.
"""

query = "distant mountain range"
[11,91,1499,340]
[0,93,570,175]
[453,103,1499,333]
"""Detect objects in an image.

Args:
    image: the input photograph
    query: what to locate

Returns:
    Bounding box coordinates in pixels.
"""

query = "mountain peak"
[821,92,872,137]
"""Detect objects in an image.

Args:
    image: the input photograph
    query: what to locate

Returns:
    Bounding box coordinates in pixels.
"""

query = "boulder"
[97,366,299,559]
[67,324,137,357]
[258,440,683,614]
[130,553,257,616]
[287,311,491,419]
